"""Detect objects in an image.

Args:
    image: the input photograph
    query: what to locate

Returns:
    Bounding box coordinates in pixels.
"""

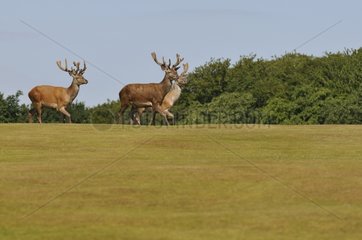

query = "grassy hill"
[1,124,361,239]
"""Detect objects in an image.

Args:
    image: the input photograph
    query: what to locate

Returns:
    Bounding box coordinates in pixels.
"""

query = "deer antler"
[73,61,80,73]
[79,60,87,74]
[56,59,87,75]
[172,53,184,69]
[56,59,73,73]
[152,52,170,70]
[181,63,189,75]
[151,52,166,66]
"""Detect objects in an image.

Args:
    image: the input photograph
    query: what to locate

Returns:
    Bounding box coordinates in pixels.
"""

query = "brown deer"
[131,63,189,125]
[118,52,184,125]
[28,59,88,123]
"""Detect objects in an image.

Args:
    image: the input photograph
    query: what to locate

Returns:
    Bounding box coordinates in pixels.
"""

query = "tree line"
[1,48,362,124]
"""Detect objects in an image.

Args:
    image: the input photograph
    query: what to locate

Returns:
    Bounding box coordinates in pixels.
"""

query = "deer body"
[118,52,183,126]
[131,63,189,125]
[28,60,88,123]
[29,84,79,109]
[120,80,172,109]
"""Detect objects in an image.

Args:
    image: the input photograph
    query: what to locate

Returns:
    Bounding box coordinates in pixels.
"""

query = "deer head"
[56,59,88,85]
[151,52,184,81]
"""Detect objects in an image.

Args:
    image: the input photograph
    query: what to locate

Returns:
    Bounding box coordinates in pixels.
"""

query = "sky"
[0,0,361,106]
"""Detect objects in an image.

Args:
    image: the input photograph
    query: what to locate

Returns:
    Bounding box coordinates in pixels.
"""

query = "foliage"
[2,48,362,124]
[89,99,120,124]
[176,48,362,124]
[0,91,28,123]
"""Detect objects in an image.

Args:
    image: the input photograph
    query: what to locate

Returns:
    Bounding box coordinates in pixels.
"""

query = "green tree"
[206,92,256,124]
[89,100,120,124]
[180,58,231,105]
[0,91,28,123]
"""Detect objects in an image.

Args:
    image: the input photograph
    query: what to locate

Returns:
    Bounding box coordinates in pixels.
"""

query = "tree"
[180,58,231,105]
[207,92,256,124]
[3,48,362,125]
[89,100,119,124]
[0,91,28,123]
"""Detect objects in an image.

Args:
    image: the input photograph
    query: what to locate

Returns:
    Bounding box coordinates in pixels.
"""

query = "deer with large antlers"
[131,63,189,125]
[118,52,184,125]
[28,60,88,123]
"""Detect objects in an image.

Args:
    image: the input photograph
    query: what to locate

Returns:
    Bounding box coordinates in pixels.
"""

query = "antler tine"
[80,60,87,74]
[172,53,184,68]
[151,52,164,66]
[56,60,62,69]
[182,63,189,75]
[71,61,84,74]
[168,59,171,68]
[56,58,71,73]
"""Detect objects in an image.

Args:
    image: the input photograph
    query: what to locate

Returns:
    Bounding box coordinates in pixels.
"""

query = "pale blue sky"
[0,0,361,106]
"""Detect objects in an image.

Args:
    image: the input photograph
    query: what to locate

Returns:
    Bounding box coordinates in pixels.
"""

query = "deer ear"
[160,65,167,71]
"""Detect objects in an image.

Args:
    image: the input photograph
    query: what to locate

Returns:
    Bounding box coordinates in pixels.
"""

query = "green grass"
[1,124,362,239]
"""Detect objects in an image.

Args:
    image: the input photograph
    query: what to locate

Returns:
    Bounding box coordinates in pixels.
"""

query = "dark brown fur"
[118,52,183,126]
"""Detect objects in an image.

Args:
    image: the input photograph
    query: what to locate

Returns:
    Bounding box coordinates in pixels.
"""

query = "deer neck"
[160,74,173,96]
[164,82,182,104]
[67,81,80,103]
[173,83,182,100]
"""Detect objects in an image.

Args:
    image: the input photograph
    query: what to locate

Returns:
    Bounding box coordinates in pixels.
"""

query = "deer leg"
[129,107,134,125]
[133,111,141,125]
[118,104,129,124]
[28,108,36,123]
[129,106,135,125]
[59,112,65,123]
[149,111,157,126]
[59,107,71,123]
[34,104,42,124]
[129,109,135,125]
[135,108,145,125]
[153,104,169,126]
[129,106,141,125]
[165,110,175,125]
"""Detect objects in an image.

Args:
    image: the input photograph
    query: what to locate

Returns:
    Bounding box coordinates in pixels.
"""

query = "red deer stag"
[131,63,189,125]
[28,59,88,123]
[118,52,184,125]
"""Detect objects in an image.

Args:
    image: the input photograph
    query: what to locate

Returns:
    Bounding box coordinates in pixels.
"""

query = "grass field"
[1,124,362,239]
